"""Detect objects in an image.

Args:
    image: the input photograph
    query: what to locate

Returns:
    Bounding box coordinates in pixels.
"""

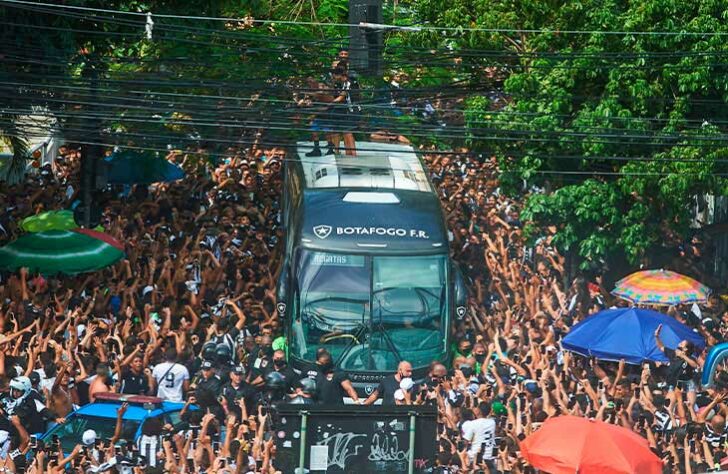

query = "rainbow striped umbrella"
[0,229,124,275]
[612,269,710,305]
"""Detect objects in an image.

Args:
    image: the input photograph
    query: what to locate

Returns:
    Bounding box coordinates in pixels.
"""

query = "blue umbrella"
[562,307,705,364]
[104,150,184,184]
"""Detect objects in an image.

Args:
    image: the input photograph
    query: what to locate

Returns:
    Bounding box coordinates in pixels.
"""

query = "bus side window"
[454,264,468,320]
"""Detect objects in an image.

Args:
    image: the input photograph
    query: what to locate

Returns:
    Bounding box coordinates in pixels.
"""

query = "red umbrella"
[520,416,662,474]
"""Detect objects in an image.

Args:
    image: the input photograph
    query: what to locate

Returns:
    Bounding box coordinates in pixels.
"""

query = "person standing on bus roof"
[328,66,359,157]
[362,361,413,405]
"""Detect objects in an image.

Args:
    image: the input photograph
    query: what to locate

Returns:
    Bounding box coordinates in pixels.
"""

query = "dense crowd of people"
[421,150,728,473]
[0,142,289,473]
[0,112,725,473]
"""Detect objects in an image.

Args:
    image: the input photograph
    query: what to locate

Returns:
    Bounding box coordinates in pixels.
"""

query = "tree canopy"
[407,0,728,268]
[3,0,728,270]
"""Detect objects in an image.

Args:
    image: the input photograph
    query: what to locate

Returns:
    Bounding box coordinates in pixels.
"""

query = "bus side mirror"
[454,264,467,320]
[276,260,290,319]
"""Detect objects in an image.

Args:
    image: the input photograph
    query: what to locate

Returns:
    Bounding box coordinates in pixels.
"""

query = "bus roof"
[296,141,431,192]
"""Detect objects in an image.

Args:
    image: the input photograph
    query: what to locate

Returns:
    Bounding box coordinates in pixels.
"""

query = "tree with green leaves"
[407,0,728,270]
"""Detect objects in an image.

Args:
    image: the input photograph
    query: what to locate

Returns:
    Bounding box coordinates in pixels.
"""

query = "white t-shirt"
[461,417,496,460]
[152,362,189,401]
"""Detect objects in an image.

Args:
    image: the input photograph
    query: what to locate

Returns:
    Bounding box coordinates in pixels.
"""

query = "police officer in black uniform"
[220,365,258,418]
[264,350,299,399]
[192,360,223,397]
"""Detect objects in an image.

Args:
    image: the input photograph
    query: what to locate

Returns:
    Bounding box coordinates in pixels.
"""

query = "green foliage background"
[406,0,728,269]
[2,0,728,269]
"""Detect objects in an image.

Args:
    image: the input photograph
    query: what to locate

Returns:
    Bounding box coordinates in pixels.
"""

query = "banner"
[272,404,437,473]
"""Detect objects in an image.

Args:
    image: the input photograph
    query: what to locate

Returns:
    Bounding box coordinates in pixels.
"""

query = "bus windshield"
[290,250,448,371]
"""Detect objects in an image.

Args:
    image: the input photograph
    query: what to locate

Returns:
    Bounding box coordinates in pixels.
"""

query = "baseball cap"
[201,360,214,370]
[82,429,97,446]
[232,365,245,375]
[399,377,414,391]
[394,389,405,401]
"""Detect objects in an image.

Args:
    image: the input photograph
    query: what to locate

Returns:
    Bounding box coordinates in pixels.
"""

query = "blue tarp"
[562,307,705,364]
[104,150,184,184]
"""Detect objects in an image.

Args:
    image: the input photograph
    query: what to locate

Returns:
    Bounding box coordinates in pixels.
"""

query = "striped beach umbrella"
[0,229,124,275]
[612,269,710,305]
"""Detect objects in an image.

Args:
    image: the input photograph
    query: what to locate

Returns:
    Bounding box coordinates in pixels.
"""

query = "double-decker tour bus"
[276,141,467,395]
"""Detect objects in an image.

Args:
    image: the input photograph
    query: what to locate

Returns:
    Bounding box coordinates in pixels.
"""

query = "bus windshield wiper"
[334,306,369,367]
[373,298,404,363]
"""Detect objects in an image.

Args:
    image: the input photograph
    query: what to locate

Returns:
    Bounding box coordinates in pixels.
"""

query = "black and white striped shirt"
[704,425,727,449]
[137,434,161,467]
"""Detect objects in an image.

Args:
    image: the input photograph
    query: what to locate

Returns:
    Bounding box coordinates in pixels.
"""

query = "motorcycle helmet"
[9,376,31,399]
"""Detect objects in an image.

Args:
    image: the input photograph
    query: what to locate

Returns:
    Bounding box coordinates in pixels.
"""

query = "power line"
[4,100,728,151]
[5,40,728,73]
[5,64,728,110]
[5,114,728,170]
[3,84,727,141]
[2,92,727,153]
[6,4,728,61]
[3,129,728,178]
[3,0,728,36]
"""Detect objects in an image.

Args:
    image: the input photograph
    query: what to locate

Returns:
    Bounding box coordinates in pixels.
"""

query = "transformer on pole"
[348,0,383,76]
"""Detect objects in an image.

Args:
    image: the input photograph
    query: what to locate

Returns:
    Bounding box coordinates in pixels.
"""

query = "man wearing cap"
[28,372,43,401]
[82,429,102,462]
[221,366,257,418]
[192,360,223,398]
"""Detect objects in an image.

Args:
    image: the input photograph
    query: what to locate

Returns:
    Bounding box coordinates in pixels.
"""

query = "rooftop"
[296,141,431,192]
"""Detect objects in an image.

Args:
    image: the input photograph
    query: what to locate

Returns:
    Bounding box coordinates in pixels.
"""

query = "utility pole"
[78,54,101,228]
[348,0,383,76]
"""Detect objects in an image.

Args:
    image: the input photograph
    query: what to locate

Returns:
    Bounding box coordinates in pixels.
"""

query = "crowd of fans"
[421,150,728,473]
[0,132,724,474]
[0,143,287,473]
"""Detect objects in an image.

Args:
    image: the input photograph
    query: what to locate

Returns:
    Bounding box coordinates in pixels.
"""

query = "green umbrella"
[20,210,103,233]
[0,229,125,275]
